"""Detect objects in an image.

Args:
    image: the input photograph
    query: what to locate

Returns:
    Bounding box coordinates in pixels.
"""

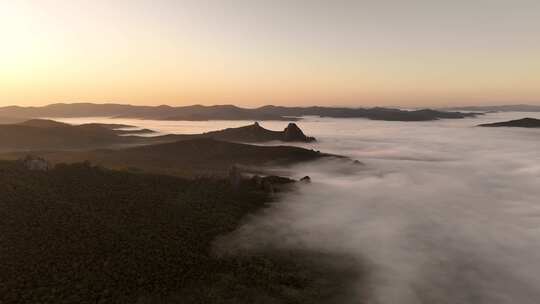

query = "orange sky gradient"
[1,0,539,108]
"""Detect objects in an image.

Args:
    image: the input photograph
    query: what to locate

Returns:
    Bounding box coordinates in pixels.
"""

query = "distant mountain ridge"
[0,103,477,121]
[443,104,540,112]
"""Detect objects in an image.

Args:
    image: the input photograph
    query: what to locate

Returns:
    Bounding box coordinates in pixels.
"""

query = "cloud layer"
[221,112,540,303]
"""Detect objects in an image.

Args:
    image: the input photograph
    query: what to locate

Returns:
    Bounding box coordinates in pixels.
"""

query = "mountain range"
[443,104,540,112]
[0,103,478,121]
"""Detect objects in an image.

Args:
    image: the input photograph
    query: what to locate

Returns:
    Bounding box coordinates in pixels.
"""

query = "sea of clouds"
[220,112,540,303]
[56,112,540,303]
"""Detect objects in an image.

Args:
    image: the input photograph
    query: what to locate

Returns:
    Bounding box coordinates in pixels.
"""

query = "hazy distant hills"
[443,104,540,112]
[0,103,291,121]
[0,103,477,121]
[479,118,540,128]
[255,105,477,120]
[0,119,141,152]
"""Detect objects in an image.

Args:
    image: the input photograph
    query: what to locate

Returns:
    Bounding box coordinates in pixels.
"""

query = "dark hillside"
[0,119,165,152]
[0,119,316,152]
[0,123,123,151]
[18,119,71,128]
[0,161,360,303]
[17,138,334,177]
[478,117,540,128]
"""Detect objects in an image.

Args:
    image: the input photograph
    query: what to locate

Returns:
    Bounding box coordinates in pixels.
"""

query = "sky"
[0,0,539,108]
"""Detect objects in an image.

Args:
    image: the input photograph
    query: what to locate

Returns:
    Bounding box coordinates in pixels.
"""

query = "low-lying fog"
[56,112,540,303]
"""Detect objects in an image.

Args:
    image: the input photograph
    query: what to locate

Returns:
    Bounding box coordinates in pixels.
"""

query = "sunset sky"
[1,0,539,108]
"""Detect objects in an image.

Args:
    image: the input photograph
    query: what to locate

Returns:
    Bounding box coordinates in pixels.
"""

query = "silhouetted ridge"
[0,103,478,121]
[283,123,315,142]
[0,119,127,151]
[0,119,317,152]
[18,119,71,128]
[201,122,316,142]
[445,104,540,112]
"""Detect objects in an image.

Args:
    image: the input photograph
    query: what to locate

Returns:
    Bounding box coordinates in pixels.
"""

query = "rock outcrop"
[283,123,316,142]
[201,122,316,143]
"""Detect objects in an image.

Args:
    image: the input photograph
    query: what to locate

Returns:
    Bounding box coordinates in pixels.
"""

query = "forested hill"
[0,161,359,303]
[0,102,478,121]
[6,138,336,177]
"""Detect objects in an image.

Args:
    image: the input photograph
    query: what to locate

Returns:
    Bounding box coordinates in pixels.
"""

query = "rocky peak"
[244,121,264,131]
[283,123,316,142]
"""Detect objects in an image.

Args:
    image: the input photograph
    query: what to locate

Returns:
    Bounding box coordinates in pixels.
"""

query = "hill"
[0,119,317,152]
[0,120,125,151]
[16,119,71,128]
[8,138,336,177]
[478,118,540,128]
[0,119,150,152]
[199,122,315,142]
[152,121,316,143]
[0,116,29,124]
[0,102,478,121]
[0,161,358,303]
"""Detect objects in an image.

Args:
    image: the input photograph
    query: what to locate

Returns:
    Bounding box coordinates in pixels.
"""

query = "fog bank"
[220,112,540,303]
[53,112,540,303]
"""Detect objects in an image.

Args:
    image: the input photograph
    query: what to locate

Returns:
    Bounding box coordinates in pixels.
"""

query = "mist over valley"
[11,110,536,303]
